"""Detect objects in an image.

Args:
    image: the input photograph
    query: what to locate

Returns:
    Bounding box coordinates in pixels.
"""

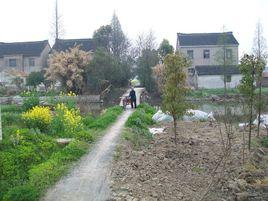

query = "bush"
[3,185,38,201]
[260,137,268,148]
[86,106,123,129]
[137,103,156,115]
[125,109,155,129]
[76,130,93,142]
[49,103,83,137]
[22,94,40,111]
[21,106,52,132]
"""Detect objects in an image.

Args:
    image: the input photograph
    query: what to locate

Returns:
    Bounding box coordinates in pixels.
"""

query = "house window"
[187,50,194,59]
[226,49,232,59]
[9,59,17,67]
[29,58,35,67]
[203,50,210,59]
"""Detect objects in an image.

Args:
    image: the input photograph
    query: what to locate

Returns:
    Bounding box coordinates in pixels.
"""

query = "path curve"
[42,88,144,201]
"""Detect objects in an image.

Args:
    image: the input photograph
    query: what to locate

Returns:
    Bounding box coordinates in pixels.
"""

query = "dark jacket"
[129,89,136,100]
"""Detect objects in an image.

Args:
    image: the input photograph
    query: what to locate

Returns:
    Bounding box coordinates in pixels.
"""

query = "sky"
[0,0,267,58]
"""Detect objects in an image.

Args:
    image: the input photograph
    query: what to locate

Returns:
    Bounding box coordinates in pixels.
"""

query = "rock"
[236,179,248,191]
[235,192,249,201]
[141,197,157,201]
[56,138,74,145]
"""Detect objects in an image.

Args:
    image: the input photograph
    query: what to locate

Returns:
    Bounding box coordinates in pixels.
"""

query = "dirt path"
[42,88,144,201]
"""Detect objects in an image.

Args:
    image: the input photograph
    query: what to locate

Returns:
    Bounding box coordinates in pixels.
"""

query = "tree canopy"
[45,46,92,94]
[158,39,174,62]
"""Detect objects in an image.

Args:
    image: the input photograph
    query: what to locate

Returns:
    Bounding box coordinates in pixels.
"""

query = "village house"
[0,40,51,85]
[52,38,95,53]
[176,32,241,89]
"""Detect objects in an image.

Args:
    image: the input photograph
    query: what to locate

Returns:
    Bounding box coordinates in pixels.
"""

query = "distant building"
[263,67,268,87]
[0,40,51,84]
[52,38,95,53]
[176,32,241,89]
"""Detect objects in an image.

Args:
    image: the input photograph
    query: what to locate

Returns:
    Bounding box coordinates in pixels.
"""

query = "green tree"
[93,25,112,52]
[87,48,130,93]
[239,54,259,150]
[252,21,267,137]
[158,39,174,62]
[137,49,159,92]
[162,53,190,144]
[26,71,44,87]
[110,13,129,58]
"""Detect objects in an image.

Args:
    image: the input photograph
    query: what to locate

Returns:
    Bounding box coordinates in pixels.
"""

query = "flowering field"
[0,92,123,201]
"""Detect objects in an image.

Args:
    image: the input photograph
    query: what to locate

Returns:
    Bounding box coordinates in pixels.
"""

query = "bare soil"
[110,121,268,201]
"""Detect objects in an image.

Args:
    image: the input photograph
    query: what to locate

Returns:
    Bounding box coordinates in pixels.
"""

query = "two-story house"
[0,40,51,84]
[176,32,241,89]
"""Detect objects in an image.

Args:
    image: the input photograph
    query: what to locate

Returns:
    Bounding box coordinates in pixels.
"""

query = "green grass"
[123,103,156,149]
[0,104,124,201]
[1,105,23,113]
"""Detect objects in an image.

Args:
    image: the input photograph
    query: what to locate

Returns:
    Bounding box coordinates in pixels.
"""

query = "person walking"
[129,88,137,108]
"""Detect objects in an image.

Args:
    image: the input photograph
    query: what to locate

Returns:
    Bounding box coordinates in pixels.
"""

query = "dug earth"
[110,121,268,201]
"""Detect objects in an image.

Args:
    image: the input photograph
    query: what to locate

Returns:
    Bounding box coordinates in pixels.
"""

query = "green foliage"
[125,109,155,129]
[137,103,156,115]
[137,49,159,92]
[93,25,112,51]
[22,93,40,111]
[76,130,93,142]
[1,105,23,113]
[162,53,191,118]
[122,127,153,149]
[87,48,130,92]
[3,185,38,201]
[28,140,88,193]
[49,103,83,137]
[26,71,44,87]
[86,106,123,129]
[162,53,191,143]
[158,39,174,62]
[260,137,268,148]
[2,113,21,126]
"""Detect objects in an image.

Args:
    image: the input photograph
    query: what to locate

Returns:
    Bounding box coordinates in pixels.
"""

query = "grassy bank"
[121,103,156,150]
[0,102,123,201]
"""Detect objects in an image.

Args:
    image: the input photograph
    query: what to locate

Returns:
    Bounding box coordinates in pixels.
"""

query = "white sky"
[0,0,267,58]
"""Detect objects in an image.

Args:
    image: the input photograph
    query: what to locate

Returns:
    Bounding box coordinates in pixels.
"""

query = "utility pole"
[55,0,59,41]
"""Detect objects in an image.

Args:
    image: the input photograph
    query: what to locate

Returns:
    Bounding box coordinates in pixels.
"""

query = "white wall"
[197,74,242,89]
[179,45,239,67]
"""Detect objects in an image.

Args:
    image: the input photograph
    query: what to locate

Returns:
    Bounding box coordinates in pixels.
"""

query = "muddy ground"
[110,121,268,201]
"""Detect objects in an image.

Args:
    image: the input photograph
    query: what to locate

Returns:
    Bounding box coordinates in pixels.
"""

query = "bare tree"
[253,21,267,137]
[51,0,64,44]
[135,30,157,58]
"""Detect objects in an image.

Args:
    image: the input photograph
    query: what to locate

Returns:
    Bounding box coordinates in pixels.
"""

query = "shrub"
[3,185,38,201]
[137,103,156,115]
[76,130,93,142]
[125,109,155,129]
[21,106,52,132]
[50,103,83,137]
[260,137,268,148]
[22,92,40,111]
